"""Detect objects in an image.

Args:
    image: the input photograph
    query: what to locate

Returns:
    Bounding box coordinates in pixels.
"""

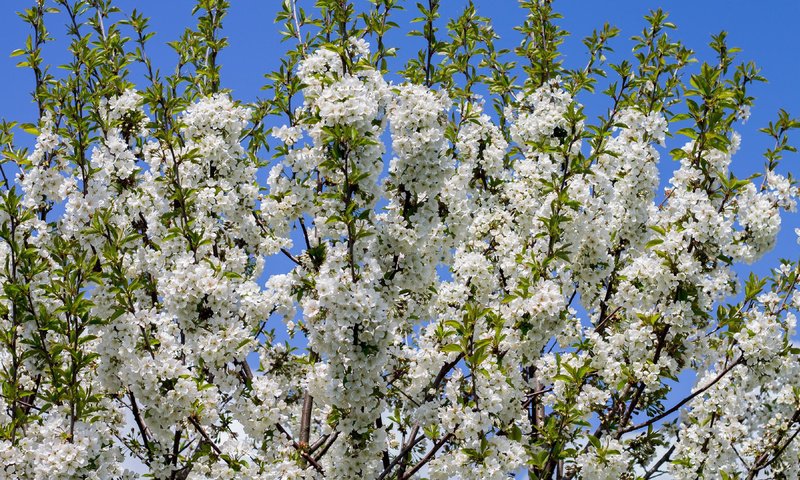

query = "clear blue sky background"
[0,2,798,472]
[1,0,798,361]
[1,0,798,275]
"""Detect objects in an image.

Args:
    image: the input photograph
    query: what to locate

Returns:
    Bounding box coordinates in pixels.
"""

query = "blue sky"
[1,0,798,275]
[1,1,798,331]
[1,0,798,351]
[0,1,798,473]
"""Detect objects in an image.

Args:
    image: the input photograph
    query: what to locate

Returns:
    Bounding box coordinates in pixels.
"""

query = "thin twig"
[274,423,325,474]
[621,355,744,434]
[643,445,675,480]
[377,429,425,480]
[401,432,455,480]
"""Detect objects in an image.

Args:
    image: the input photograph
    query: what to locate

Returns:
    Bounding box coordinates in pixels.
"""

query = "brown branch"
[308,433,330,454]
[281,248,302,266]
[522,386,554,409]
[747,409,800,479]
[377,417,390,470]
[188,416,223,457]
[397,424,420,479]
[613,325,672,438]
[378,427,425,480]
[643,445,675,480]
[313,431,338,462]
[128,391,152,457]
[620,355,744,434]
[428,353,466,400]
[299,350,319,467]
[299,392,313,446]
[377,353,465,479]
[274,423,325,474]
[401,432,455,480]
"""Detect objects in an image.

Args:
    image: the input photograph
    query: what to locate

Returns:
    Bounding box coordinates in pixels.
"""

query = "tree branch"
[274,422,325,474]
[401,432,455,480]
[621,355,744,434]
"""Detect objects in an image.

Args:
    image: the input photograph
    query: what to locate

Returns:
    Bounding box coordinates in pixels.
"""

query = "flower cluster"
[2,3,800,480]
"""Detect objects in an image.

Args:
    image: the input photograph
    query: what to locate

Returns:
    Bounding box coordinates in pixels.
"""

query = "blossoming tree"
[1,0,799,478]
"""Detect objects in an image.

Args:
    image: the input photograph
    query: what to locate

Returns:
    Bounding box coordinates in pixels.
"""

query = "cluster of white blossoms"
[574,437,627,480]
[18,111,74,211]
[0,413,127,480]
[2,26,800,480]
